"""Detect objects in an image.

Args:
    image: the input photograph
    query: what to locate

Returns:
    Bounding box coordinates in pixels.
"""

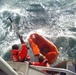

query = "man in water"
[11,33,30,62]
[28,33,59,64]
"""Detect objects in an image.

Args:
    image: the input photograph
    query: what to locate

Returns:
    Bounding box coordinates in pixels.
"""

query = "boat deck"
[0,59,76,75]
[7,61,76,75]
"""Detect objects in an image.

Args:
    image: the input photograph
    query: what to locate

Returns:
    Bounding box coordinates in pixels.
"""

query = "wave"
[0,0,76,62]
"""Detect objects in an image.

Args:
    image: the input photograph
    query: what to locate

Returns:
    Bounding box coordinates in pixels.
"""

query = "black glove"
[18,33,24,43]
[29,62,33,65]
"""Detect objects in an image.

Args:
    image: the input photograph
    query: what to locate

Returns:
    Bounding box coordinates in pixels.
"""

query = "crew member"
[11,33,30,62]
[29,55,50,73]
[30,55,49,66]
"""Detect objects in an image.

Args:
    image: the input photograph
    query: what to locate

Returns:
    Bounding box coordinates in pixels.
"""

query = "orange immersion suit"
[11,43,30,62]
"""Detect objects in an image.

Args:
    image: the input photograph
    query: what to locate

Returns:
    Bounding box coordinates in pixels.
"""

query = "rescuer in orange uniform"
[30,55,50,67]
[29,55,50,73]
[11,33,30,62]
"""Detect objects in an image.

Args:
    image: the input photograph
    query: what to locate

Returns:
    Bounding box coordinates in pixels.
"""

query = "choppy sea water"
[0,0,76,62]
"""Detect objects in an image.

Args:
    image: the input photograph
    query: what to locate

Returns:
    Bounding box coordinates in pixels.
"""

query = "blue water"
[0,0,76,62]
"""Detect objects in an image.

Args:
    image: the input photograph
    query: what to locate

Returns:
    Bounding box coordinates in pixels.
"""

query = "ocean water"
[0,0,76,62]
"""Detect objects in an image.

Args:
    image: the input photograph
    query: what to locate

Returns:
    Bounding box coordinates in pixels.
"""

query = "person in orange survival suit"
[30,55,50,67]
[30,54,59,74]
[11,33,30,62]
[28,33,59,64]
[29,55,50,73]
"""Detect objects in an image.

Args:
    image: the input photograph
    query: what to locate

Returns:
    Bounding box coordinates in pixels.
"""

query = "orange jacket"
[30,59,50,67]
[11,43,30,62]
[30,59,50,73]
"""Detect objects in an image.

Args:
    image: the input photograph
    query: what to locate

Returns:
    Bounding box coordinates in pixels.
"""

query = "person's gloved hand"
[44,59,48,64]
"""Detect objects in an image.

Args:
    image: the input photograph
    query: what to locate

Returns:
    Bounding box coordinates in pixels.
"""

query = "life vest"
[30,58,50,66]
[11,49,19,62]
[30,59,50,73]
[11,43,30,62]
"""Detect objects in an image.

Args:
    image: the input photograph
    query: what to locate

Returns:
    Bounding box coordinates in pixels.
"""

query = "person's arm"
[17,33,24,43]
[29,62,40,65]
[40,59,50,67]
[18,33,30,61]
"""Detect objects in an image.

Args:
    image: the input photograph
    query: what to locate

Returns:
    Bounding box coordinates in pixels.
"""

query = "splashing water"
[0,0,76,62]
